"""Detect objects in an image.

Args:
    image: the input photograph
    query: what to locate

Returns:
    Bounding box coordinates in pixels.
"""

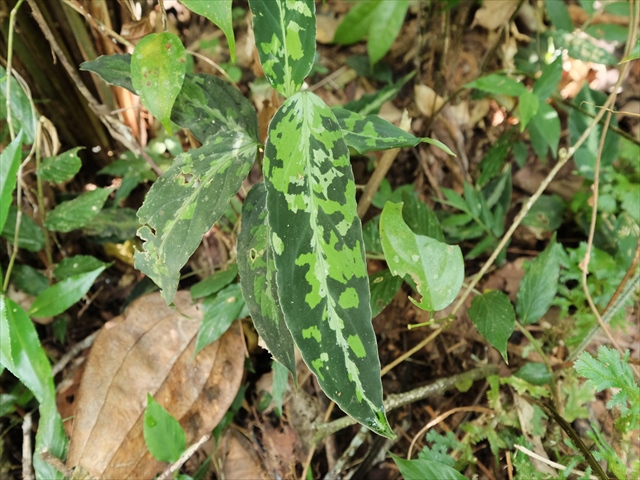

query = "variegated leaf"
[237,182,296,379]
[263,91,393,438]
[135,131,258,304]
[249,0,316,97]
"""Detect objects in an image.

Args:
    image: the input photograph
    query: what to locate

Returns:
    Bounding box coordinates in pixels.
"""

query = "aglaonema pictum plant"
[82,0,456,437]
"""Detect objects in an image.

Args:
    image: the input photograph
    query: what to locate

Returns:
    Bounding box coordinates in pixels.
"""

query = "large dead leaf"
[66,291,245,479]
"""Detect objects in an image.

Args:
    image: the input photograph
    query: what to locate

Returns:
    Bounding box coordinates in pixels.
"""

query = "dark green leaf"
[135,131,257,304]
[518,90,539,130]
[528,102,560,160]
[195,283,245,355]
[29,266,106,318]
[344,72,414,115]
[468,290,515,363]
[477,130,513,186]
[44,188,112,233]
[516,238,561,325]
[191,263,238,300]
[390,453,467,480]
[83,206,140,243]
[522,194,565,231]
[0,131,23,233]
[0,70,36,143]
[99,154,155,204]
[1,205,45,252]
[271,359,289,416]
[380,202,464,312]
[131,32,186,133]
[0,296,67,479]
[400,190,445,242]
[333,1,378,45]
[37,147,83,183]
[545,0,573,32]
[9,264,49,297]
[180,0,235,61]
[264,91,393,438]
[237,183,296,378]
[54,255,109,280]
[80,53,134,91]
[144,394,186,463]
[363,215,383,255]
[533,56,563,101]
[465,74,526,97]
[515,363,552,385]
[249,0,316,97]
[369,269,402,318]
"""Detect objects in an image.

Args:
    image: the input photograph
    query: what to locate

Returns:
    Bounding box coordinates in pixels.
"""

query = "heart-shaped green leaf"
[380,202,464,312]
[131,33,186,133]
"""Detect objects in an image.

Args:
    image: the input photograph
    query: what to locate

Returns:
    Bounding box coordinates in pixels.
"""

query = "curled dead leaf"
[66,291,245,479]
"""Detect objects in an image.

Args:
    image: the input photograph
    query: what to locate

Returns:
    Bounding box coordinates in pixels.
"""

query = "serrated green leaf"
[53,255,109,280]
[82,207,140,243]
[237,182,296,378]
[369,269,402,318]
[390,453,467,480]
[195,283,245,355]
[380,202,464,312]
[170,73,259,142]
[264,91,392,437]
[144,394,186,463]
[135,131,258,304]
[0,296,67,479]
[515,362,552,385]
[0,131,23,233]
[1,205,45,252]
[29,266,106,318]
[333,107,426,154]
[44,188,112,233]
[37,147,83,183]
[80,53,134,91]
[131,33,187,133]
[180,0,235,61]
[468,290,514,363]
[191,263,238,300]
[249,0,315,97]
[516,238,560,325]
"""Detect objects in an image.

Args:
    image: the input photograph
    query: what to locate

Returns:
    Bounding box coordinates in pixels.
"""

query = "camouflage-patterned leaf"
[131,33,186,133]
[380,202,464,312]
[37,147,84,184]
[237,182,296,379]
[135,131,258,304]
[263,91,393,438]
[170,74,259,142]
[180,0,235,62]
[81,55,258,142]
[249,0,316,97]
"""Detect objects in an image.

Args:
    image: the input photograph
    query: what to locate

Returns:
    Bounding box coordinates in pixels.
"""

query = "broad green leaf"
[1,205,45,252]
[333,1,378,45]
[400,190,445,242]
[390,453,467,480]
[522,194,565,231]
[53,255,109,280]
[532,56,563,101]
[515,362,552,385]
[80,53,134,91]
[271,359,289,416]
[195,283,245,355]
[468,290,515,363]
[191,263,238,300]
[1,70,36,143]
[0,296,67,479]
[466,74,526,97]
[249,0,315,97]
[170,73,259,142]
[528,102,560,160]
[29,266,106,318]
[380,202,464,312]
[10,264,49,297]
[144,394,186,463]
[548,30,618,66]
[135,131,258,304]
[44,188,112,233]
[37,147,83,183]
[518,90,539,130]
[0,131,23,232]
[369,269,402,318]
[367,0,409,65]
[263,91,393,438]
[99,154,155,204]
[131,33,187,133]
[82,207,140,243]
[545,0,573,31]
[180,0,235,61]
[237,182,296,378]
[516,238,560,325]
[333,107,453,155]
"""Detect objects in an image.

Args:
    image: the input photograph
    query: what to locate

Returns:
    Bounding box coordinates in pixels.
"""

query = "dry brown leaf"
[221,429,270,479]
[471,0,518,31]
[414,84,445,118]
[66,291,245,479]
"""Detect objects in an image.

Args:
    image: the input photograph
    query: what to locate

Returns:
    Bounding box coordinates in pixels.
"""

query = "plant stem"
[312,364,498,443]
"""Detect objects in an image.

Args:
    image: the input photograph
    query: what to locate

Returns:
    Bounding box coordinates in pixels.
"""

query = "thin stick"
[513,444,597,480]
[22,412,34,480]
[407,406,492,459]
[61,0,132,50]
[52,330,99,377]
[156,433,212,480]
[380,322,448,377]
[357,112,412,219]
